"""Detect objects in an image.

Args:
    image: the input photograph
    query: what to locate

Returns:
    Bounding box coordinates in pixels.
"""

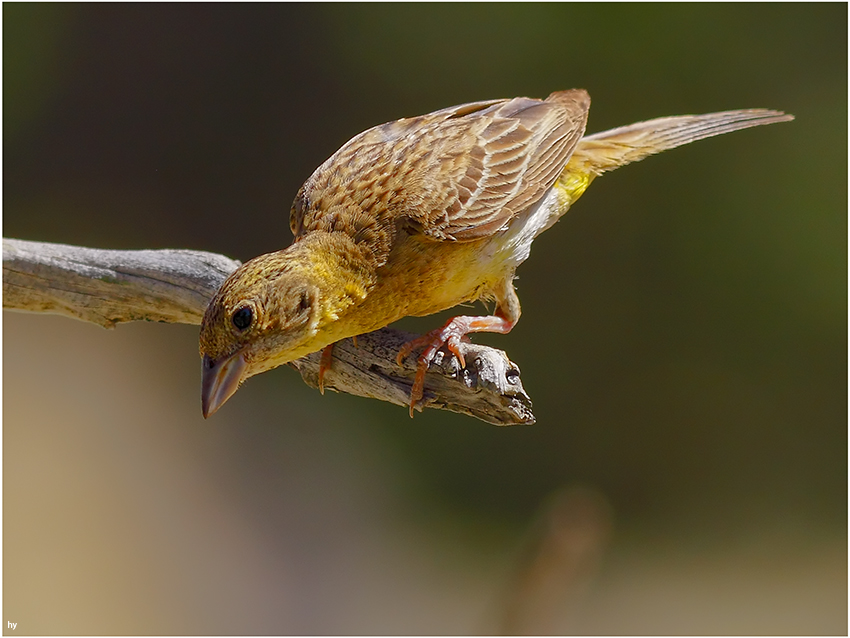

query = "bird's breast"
[337,186,564,327]
[312,184,567,345]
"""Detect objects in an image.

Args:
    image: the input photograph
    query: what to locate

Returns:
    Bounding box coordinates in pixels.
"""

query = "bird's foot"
[318,343,335,394]
[397,315,514,417]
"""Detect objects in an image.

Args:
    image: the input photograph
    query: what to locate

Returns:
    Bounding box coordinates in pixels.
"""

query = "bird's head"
[199,251,322,418]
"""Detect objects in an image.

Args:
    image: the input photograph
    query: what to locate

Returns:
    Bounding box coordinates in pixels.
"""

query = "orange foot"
[318,343,335,394]
[317,337,362,394]
[396,315,515,417]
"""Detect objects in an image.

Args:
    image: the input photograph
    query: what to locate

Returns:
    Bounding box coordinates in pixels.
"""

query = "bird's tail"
[555,108,794,207]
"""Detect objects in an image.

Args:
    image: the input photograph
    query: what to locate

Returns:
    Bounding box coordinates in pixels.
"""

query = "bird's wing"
[290,98,505,240]
[411,89,590,241]
[290,90,589,244]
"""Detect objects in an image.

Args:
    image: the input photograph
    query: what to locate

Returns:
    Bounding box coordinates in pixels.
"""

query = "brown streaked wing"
[290,90,590,246]
[289,98,508,239]
[419,88,590,241]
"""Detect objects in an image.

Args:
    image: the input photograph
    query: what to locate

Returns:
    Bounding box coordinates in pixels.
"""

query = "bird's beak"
[201,351,247,418]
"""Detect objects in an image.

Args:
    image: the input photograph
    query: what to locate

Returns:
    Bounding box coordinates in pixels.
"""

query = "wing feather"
[290,89,590,250]
[433,90,589,240]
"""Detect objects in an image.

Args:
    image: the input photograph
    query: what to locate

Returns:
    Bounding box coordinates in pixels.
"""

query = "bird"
[199,89,793,418]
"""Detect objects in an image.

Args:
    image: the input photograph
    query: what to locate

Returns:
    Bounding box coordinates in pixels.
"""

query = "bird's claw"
[398,320,474,417]
[318,343,335,395]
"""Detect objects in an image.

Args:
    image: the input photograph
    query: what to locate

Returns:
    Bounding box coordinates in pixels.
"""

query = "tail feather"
[573,109,794,175]
[553,108,793,208]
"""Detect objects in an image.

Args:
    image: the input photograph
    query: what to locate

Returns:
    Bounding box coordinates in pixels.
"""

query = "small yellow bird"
[199,89,792,418]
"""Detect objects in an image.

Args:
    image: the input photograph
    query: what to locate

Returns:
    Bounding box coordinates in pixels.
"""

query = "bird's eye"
[232,306,253,331]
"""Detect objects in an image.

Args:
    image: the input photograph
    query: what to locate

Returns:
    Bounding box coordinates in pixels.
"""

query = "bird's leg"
[318,343,335,394]
[318,336,359,394]
[397,277,521,417]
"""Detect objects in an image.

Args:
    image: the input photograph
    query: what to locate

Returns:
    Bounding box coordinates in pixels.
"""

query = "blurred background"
[3,4,846,634]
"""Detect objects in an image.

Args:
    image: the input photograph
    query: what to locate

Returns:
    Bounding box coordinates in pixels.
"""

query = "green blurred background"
[4,3,846,634]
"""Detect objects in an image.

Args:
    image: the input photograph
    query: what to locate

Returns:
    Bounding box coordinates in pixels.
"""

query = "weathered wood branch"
[3,238,242,327]
[3,238,535,425]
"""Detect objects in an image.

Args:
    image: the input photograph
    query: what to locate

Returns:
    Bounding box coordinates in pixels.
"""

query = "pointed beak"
[201,351,248,418]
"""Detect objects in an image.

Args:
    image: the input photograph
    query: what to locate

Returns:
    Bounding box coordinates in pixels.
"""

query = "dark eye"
[232,306,253,331]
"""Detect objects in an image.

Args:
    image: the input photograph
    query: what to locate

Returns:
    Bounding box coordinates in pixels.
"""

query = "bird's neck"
[288,231,378,325]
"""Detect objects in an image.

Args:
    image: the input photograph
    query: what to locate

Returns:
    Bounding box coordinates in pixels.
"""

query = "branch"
[3,237,241,326]
[3,237,535,425]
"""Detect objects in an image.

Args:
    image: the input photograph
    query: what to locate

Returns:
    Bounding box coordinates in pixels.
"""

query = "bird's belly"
[366,236,500,323]
[325,186,564,340]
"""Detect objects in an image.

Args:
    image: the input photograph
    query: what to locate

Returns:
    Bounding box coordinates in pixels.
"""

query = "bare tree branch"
[3,237,241,327]
[3,237,535,425]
